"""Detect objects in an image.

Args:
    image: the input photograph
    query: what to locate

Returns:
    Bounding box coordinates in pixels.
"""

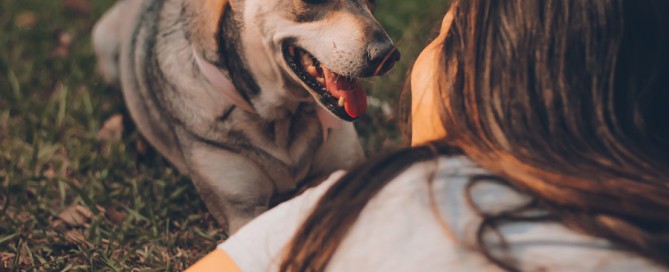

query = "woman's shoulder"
[219,156,664,271]
[336,155,664,271]
[218,171,348,271]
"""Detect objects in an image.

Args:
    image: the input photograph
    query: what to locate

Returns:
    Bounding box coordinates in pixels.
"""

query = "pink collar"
[193,49,343,142]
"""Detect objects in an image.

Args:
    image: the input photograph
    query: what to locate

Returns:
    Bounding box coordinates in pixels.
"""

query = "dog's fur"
[93,0,397,233]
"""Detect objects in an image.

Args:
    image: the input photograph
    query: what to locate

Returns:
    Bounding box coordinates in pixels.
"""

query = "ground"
[0,0,449,270]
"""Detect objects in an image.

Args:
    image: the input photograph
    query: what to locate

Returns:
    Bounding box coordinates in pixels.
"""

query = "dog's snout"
[365,37,400,77]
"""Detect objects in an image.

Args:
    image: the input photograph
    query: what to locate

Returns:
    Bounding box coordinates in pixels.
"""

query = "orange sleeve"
[186,250,242,272]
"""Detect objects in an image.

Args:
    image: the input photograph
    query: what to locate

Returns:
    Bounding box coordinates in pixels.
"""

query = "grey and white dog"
[92,0,399,233]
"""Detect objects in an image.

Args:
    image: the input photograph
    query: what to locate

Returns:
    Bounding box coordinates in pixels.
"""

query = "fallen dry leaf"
[96,114,124,142]
[15,211,33,223]
[95,205,106,214]
[0,252,15,267]
[63,230,93,248]
[106,206,127,225]
[0,247,32,267]
[42,165,56,179]
[62,0,91,15]
[15,12,37,28]
[99,101,114,112]
[50,31,73,59]
[135,137,148,155]
[56,205,93,228]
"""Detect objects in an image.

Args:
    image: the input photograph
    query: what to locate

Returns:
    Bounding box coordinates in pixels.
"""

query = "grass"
[0,0,449,270]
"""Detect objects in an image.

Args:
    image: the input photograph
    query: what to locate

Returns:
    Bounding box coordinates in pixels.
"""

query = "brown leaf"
[99,101,114,112]
[0,252,16,267]
[56,205,93,227]
[96,114,124,142]
[42,165,56,179]
[50,32,73,59]
[15,211,33,223]
[0,247,32,267]
[0,251,31,268]
[95,205,107,213]
[62,0,90,15]
[106,206,127,225]
[64,230,93,248]
[135,137,148,155]
[15,12,37,28]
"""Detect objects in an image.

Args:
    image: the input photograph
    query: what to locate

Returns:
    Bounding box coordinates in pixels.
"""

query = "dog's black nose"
[365,38,401,77]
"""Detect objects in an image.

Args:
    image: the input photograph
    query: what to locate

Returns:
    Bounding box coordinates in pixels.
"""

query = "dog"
[92,0,400,233]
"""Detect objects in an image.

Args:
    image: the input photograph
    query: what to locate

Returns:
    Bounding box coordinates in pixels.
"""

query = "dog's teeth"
[317,77,325,84]
[338,97,345,107]
[301,53,312,66]
[307,65,318,77]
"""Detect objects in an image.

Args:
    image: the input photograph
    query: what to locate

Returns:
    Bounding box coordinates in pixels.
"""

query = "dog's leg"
[92,0,128,85]
[310,123,366,178]
[185,141,274,234]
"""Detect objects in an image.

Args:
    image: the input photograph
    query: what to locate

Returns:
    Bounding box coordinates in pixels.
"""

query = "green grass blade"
[0,233,19,246]
[8,70,21,102]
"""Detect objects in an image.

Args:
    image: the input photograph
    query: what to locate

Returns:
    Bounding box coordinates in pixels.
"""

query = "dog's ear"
[185,0,230,60]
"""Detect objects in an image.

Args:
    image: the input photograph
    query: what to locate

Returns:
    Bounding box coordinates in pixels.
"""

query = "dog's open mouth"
[283,44,366,121]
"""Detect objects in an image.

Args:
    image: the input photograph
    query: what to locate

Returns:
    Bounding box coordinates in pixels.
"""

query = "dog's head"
[187,0,400,121]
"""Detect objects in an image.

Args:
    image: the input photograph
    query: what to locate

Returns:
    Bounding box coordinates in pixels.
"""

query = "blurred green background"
[0,0,449,270]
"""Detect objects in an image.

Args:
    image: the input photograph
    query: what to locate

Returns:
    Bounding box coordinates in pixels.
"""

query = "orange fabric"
[186,250,242,272]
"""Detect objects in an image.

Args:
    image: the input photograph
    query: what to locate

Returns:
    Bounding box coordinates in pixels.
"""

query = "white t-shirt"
[219,156,664,271]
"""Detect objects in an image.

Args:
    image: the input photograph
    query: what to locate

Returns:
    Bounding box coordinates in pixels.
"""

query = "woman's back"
[221,157,663,271]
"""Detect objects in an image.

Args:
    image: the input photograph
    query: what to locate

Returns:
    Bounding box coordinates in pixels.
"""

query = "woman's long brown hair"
[281,0,669,270]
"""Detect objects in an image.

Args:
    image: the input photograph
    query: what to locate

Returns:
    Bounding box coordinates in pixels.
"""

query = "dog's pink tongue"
[322,66,367,118]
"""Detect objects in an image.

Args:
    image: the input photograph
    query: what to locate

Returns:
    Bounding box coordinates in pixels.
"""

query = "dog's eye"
[303,0,327,4]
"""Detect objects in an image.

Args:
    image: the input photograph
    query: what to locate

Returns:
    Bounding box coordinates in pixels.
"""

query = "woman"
[189,0,669,271]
